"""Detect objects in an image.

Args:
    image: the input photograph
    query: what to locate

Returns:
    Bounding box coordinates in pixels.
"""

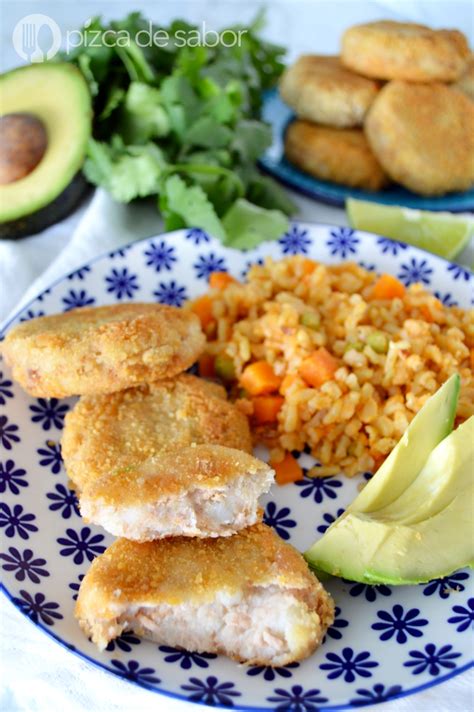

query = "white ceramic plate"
[1,223,472,710]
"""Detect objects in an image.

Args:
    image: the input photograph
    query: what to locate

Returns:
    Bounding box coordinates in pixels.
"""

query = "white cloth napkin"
[1,189,473,712]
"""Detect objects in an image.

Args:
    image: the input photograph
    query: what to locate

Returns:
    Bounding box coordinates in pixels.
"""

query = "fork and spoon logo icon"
[12,14,62,62]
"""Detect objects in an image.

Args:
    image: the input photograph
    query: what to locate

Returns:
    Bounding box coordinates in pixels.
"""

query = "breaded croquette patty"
[365,81,474,196]
[285,119,389,191]
[342,21,470,82]
[279,55,380,127]
[454,54,474,101]
[80,444,274,540]
[75,524,335,665]
[62,374,252,490]
[1,303,205,397]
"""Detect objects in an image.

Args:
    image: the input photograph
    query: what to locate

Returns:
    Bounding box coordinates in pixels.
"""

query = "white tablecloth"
[1,2,473,710]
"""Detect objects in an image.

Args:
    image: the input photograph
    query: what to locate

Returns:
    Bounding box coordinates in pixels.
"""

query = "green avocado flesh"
[304,375,473,585]
[0,63,91,225]
[347,373,460,513]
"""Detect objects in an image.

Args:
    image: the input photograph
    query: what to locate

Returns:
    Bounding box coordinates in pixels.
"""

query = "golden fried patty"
[279,55,380,127]
[1,303,205,397]
[79,444,274,541]
[341,20,470,82]
[454,54,474,101]
[365,81,474,196]
[76,524,335,664]
[285,119,389,191]
[62,373,252,490]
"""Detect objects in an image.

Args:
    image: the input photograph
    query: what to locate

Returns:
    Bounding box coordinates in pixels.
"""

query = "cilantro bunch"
[65,12,295,248]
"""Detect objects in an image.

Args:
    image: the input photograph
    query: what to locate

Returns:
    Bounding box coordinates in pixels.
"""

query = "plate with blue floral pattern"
[0,223,472,711]
[259,89,474,212]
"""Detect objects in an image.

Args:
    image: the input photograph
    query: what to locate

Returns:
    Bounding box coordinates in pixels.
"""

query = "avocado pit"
[0,112,48,184]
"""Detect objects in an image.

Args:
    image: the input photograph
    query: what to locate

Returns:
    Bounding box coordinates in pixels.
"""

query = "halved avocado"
[0,63,92,238]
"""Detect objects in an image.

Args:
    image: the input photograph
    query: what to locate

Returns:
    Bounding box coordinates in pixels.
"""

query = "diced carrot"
[299,347,338,388]
[271,452,303,485]
[280,373,299,394]
[209,271,237,290]
[372,274,406,300]
[301,258,317,275]
[252,395,284,424]
[240,361,282,396]
[191,295,215,328]
[198,353,215,378]
[420,305,434,323]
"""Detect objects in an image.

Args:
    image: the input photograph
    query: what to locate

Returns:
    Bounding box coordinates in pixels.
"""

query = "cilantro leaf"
[120,82,170,143]
[222,198,289,248]
[160,174,226,241]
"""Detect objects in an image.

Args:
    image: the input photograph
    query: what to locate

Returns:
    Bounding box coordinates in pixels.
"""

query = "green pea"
[300,312,320,329]
[215,354,236,381]
[344,341,364,353]
[367,331,389,354]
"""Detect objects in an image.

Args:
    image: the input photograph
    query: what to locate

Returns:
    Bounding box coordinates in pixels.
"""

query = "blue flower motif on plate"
[247,662,299,681]
[159,646,216,669]
[108,245,132,258]
[12,589,62,626]
[448,598,474,633]
[0,415,20,449]
[181,675,241,706]
[241,258,264,278]
[325,606,349,641]
[186,228,210,245]
[68,573,84,600]
[67,266,91,280]
[422,571,469,599]
[37,440,62,474]
[317,508,345,534]
[153,280,188,307]
[434,291,458,307]
[0,372,13,404]
[320,647,378,682]
[372,604,428,644]
[105,268,139,299]
[57,527,105,565]
[19,309,45,322]
[0,459,27,495]
[350,683,403,706]
[0,503,37,539]
[447,263,471,282]
[295,474,342,504]
[106,631,141,652]
[326,227,359,259]
[376,237,408,256]
[62,289,96,311]
[267,684,328,711]
[279,225,312,255]
[263,502,297,540]
[343,580,392,603]
[404,643,461,676]
[144,241,176,272]
[0,547,48,583]
[193,253,227,280]
[47,484,80,519]
[398,258,433,286]
[30,399,68,431]
[110,659,160,685]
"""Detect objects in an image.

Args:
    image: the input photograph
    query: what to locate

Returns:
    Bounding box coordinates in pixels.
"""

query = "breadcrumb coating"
[342,21,470,82]
[1,303,205,397]
[365,81,474,196]
[280,55,380,127]
[62,374,252,490]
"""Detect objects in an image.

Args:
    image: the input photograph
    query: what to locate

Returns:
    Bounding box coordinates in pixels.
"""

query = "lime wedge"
[346,198,474,260]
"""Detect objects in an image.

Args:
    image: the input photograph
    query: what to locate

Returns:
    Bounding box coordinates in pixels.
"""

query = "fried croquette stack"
[2,303,334,665]
[281,20,474,196]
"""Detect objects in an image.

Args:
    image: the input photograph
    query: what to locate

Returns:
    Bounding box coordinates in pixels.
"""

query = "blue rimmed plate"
[259,89,474,212]
[0,223,472,710]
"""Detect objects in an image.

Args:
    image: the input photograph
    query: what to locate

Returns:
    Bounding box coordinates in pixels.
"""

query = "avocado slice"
[372,417,473,525]
[305,414,473,584]
[0,63,92,238]
[348,374,460,514]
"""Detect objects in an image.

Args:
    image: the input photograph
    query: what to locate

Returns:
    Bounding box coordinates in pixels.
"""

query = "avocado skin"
[0,173,90,239]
